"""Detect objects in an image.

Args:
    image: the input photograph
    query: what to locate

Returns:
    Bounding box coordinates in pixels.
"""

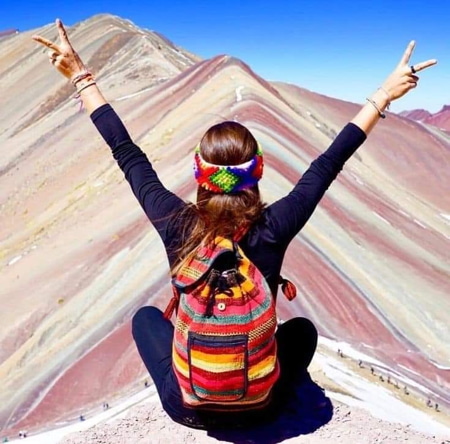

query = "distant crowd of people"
[0,368,442,443]
[76,380,150,422]
[336,348,441,413]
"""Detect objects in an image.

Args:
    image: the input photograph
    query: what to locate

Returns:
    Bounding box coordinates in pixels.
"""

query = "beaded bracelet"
[366,97,386,119]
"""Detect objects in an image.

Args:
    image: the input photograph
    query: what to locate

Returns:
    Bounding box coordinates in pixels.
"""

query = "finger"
[411,59,438,73]
[56,18,70,45]
[47,52,69,67]
[406,74,418,84]
[56,57,70,68]
[32,35,61,52]
[399,40,415,66]
[54,59,67,70]
[407,77,419,85]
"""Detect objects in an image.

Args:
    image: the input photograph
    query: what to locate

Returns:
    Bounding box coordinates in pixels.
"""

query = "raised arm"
[32,19,187,244]
[351,41,437,134]
[268,41,436,244]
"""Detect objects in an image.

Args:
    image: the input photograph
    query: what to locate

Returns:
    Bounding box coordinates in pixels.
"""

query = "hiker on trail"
[33,19,436,430]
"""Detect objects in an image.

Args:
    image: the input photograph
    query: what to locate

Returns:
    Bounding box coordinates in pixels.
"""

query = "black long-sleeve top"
[91,104,366,296]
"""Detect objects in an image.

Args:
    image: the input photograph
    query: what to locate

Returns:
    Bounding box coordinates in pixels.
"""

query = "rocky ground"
[58,361,450,444]
[60,395,449,444]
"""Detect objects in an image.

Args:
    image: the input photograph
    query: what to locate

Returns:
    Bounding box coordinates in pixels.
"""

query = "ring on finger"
[410,65,417,74]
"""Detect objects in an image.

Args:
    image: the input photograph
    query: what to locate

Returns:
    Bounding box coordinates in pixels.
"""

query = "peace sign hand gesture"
[32,19,87,81]
[381,40,437,102]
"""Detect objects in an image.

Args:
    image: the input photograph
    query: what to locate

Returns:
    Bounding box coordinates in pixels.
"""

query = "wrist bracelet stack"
[76,80,97,94]
[71,70,96,96]
[71,71,92,85]
[365,86,391,119]
[366,97,386,119]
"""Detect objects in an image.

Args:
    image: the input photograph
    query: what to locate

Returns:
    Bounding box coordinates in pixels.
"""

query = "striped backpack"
[164,236,296,411]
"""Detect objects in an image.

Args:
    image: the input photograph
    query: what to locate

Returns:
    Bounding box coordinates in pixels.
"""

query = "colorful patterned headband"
[194,144,264,193]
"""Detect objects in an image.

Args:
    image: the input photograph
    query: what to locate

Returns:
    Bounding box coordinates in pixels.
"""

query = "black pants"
[132,306,318,430]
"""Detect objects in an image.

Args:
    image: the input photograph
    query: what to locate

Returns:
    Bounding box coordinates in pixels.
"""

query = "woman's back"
[32,20,437,430]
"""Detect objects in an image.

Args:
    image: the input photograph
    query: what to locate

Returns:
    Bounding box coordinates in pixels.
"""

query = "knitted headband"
[194,144,264,194]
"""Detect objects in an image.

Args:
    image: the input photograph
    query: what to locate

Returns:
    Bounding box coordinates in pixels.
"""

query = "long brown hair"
[172,121,265,274]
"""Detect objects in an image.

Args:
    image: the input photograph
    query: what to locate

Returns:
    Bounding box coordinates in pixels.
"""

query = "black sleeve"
[266,122,367,244]
[90,104,186,243]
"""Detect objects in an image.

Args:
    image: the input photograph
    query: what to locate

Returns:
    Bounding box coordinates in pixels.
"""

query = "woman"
[33,20,436,429]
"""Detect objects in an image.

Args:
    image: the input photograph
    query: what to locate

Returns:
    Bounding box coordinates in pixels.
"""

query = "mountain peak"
[1,13,449,439]
[400,105,450,131]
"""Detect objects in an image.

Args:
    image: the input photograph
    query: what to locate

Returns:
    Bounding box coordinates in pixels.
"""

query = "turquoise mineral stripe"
[179,295,272,325]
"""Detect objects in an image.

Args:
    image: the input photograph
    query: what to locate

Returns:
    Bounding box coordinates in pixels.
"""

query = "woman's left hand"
[32,18,107,115]
[32,18,88,81]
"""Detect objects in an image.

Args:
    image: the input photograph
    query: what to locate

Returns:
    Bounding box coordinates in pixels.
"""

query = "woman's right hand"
[32,18,88,82]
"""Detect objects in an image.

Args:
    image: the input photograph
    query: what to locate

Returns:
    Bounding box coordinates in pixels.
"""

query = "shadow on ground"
[207,373,333,444]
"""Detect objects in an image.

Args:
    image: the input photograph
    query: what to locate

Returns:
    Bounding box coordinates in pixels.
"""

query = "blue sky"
[3,0,449,112]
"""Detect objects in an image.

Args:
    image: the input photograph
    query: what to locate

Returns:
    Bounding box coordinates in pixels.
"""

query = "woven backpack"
[164,236,296,411]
